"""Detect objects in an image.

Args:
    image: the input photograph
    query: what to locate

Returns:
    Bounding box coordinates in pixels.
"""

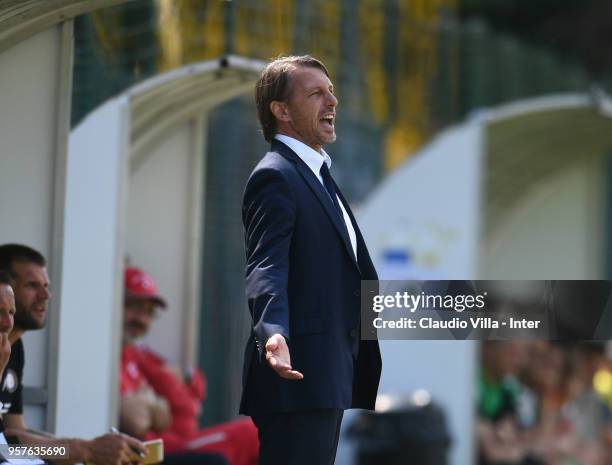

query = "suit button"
[349,329,357,337]
[354,290,360,297]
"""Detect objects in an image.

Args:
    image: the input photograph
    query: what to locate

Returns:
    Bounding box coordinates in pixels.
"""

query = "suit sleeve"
[243,167,296,357]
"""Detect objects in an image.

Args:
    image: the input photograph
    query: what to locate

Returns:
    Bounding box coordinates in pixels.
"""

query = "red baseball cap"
[124,266,167,309]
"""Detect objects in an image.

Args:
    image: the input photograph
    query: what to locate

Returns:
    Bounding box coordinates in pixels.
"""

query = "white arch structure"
[1,0,264,437]
[358,92,612,465]
[361,92,612,280]
[64,55,263,437]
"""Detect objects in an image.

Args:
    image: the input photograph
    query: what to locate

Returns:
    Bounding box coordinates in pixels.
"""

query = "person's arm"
[184,367,206,402]
[4,413,146,465]
[135,350,199,415]
[160,363,207,402]
[243,168,302,380]
[119,388,170,439]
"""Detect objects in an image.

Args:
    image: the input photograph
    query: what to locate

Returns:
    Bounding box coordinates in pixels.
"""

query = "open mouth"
[33,309,46,318]
[320,114,335,129]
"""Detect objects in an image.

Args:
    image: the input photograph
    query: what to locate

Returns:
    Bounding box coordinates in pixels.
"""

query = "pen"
[110,427,146,459]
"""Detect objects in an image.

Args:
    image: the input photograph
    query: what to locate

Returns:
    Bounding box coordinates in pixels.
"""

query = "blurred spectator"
[477,341,542,465]
[479,340,612,465]
[552,343,608,465]
[519,342,565,436]
[0,244,147,465]
[119,266,258,465]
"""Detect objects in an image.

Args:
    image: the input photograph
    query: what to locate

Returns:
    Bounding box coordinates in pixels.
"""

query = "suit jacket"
[239,139,382,416]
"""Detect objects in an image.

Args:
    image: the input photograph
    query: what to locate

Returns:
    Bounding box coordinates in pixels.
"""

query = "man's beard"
[14,307,45,330]
[123,332,144,344]
[123,323,147,344]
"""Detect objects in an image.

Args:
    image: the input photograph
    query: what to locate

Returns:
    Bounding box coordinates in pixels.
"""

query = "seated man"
[119,267,258,465]
[0,244,146,465]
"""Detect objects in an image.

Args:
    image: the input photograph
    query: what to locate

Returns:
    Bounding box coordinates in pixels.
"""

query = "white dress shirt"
[275,134,358,260]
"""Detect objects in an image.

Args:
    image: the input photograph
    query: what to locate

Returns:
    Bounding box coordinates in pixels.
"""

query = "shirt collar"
[275,134,332,177]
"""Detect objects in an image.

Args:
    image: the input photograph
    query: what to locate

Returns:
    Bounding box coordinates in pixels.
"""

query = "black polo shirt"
[0,339,24,415]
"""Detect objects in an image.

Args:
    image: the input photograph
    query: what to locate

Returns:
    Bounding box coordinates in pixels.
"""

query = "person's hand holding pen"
[80,427,146,465]
[111,427,146,461]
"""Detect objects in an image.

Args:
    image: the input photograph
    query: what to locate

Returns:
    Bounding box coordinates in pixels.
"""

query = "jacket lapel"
[336,186,377,278]
[272,140,360,272]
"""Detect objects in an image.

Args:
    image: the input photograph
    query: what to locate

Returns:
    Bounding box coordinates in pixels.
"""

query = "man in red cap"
[119,267,259,465]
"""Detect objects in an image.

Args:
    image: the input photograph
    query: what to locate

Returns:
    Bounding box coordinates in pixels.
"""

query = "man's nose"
[325,90,338,108]
[39,287,51,301]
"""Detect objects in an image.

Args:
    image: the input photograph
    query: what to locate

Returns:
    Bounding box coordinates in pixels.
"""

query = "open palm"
[265,334,304,380]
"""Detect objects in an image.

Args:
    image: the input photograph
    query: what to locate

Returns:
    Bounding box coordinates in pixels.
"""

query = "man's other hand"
[265,334,304,380]
[85,432,146,465]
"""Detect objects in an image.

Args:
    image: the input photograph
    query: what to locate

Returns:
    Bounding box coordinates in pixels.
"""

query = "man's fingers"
[264,334,301,380]
[265,333,286,352]
[267,356,303,380]
[122,434,147,456]
[119,446,132,462]
[279,369,304,380]
[265,340,278,352]
[266,353,290,371]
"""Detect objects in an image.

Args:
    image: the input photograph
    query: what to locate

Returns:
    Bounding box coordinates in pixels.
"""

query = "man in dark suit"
[239,55,382,465]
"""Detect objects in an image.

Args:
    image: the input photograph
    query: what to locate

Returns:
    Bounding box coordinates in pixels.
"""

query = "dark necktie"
[320,162,353,256]
[321,163,360,358]
[320,163,344,217]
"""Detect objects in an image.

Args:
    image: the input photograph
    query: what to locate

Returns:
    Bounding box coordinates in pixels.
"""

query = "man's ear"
[270,101,291,122]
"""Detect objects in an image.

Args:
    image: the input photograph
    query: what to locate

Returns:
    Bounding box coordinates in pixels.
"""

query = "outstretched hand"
[265,334,304,380]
